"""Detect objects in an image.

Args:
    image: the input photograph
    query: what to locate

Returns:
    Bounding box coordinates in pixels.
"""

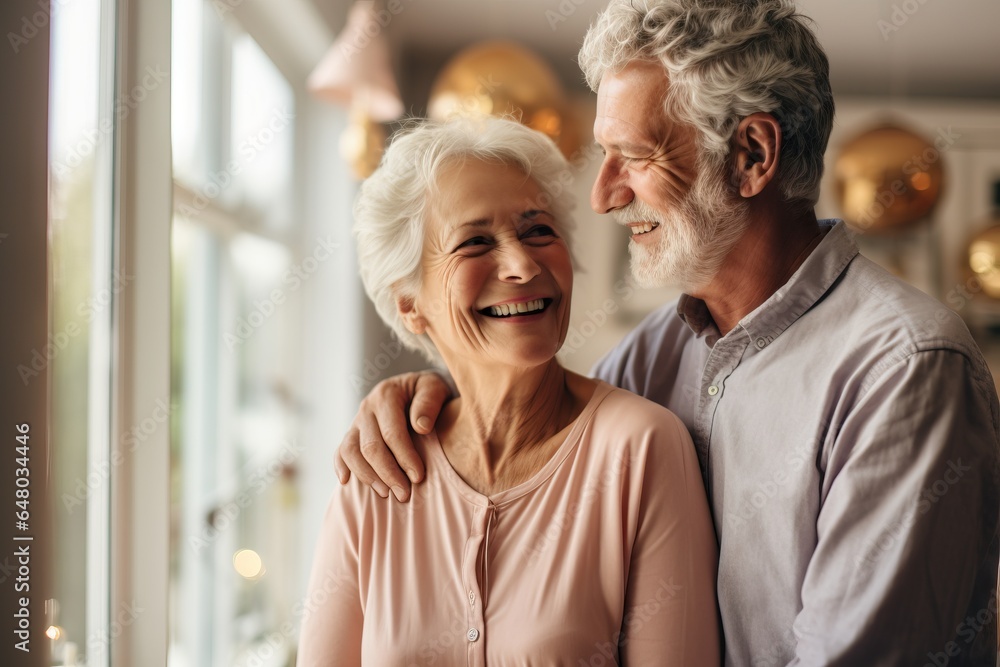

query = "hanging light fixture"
[833,123,945,234]
[308,1,404,179]
[427,41,580,159]
[965,181,1000,300]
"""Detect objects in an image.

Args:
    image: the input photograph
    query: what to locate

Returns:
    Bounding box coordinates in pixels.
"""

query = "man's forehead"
[594,61,670,131]
[598,60,669,99]
[592,117,652,151]
[594,69,671,144]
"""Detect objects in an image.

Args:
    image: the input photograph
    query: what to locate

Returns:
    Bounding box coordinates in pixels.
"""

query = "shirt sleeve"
[620,409,722,666]
[788,349,1000,665]
[297,485,366,667]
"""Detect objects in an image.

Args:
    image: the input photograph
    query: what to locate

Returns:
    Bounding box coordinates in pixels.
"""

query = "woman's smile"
[403,158,574,368]
[479,297,554,319]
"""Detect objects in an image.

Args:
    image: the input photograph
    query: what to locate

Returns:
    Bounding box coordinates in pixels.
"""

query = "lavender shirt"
[592,220,1000,666]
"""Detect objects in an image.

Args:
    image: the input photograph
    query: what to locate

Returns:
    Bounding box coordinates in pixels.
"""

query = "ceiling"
[316,0,1000,99]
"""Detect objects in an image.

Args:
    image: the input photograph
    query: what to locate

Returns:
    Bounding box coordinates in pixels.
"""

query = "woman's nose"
[591,158,634,214]
[497,242,542,283]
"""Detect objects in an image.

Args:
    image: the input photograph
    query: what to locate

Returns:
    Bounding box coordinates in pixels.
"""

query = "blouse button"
[467,628,480,642]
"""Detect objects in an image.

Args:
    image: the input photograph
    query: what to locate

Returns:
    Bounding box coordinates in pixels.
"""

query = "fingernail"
[406,468,420,484]
[391,485,406,502]
[372,481,389,498]
[416,417,431,431]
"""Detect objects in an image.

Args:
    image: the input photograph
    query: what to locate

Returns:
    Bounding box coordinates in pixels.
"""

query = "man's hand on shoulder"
[335,371,451,502]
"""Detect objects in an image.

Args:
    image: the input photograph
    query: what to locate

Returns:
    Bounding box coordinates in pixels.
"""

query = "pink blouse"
[298,381,720,666]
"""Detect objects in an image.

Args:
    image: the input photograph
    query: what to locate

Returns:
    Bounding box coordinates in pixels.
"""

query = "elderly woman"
[297,117,719,666]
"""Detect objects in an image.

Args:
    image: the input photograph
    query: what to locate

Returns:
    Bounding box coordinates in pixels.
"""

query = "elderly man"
[335,0,1000,664]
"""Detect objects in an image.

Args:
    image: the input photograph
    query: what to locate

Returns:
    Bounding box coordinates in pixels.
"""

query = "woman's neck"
[437,361,593,495]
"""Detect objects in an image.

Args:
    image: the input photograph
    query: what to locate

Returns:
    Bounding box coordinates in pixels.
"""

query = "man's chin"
[630,268,709,293]
[630,266,676,290]
[628,246,701,291]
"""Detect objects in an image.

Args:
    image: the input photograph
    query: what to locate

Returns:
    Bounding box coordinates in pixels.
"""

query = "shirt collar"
[677,219,859,348]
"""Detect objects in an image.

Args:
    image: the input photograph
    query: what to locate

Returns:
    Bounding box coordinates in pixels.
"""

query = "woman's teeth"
[630,222,660,236]
[487,298,547,318]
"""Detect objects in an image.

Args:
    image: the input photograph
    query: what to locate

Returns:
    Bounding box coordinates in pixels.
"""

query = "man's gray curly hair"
[579,0,834,207]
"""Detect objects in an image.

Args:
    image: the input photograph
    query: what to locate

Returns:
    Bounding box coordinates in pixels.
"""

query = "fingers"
[409,372,451,436]
[334,433,354,484]
[338,420,391,499]
[366,397,420,498]
[336,372,439,503]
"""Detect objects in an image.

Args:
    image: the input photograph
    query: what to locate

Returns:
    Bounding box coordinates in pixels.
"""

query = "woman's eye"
[522,225,558,245]
[524,225,556,238]
[455,236,491,251]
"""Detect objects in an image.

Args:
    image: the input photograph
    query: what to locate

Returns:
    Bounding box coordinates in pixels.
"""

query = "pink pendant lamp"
[308,1,404,178]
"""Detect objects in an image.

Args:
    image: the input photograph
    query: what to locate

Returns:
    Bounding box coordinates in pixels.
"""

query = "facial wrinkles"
[469,228,531,361]
[493,230,542,281]
[598,109,700,207]
[488,231,570,360]
[418,226,487,359]
[650,132,700,192]
[444,257,493,360]
[619,160,750,291]
[594,62,749,291]
[421,224,559,365]
[416,158,573,369]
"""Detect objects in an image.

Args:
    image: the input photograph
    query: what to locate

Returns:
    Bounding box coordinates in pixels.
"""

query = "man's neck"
[690,207,824,336]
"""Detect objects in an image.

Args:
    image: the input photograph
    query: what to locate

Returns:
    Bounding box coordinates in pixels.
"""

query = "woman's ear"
[396,294,427,335]
[733,112,782,198]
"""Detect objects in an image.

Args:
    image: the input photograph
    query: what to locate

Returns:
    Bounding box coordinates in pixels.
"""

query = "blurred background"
[41,0,1000,664]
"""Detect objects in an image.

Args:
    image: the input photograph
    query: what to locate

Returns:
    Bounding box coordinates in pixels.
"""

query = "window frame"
[108,0,173,662]
[107,0,352,664]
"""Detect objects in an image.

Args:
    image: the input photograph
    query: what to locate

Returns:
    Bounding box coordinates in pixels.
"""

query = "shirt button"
[707,385,719,396]
[756,337,767,349]
[468,628,480,642]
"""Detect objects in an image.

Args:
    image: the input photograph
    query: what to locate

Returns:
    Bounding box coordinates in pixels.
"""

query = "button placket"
[695,333,750,482]
[462,504,489,666]
[466,589,480,644]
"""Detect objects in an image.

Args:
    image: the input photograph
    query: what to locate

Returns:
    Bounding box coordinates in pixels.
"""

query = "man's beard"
[615,163,751,292]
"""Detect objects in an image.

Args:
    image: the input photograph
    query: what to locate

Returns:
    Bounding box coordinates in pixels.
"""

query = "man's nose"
[591,159,634,214]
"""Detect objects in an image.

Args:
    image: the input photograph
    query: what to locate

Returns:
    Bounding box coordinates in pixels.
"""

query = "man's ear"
[396,293,427,335]
[733,113,782,198]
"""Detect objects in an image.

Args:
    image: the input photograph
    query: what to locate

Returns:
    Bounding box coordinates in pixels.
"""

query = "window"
[42,0,358,661]
[47,0,115,663]
[169,2,305,664]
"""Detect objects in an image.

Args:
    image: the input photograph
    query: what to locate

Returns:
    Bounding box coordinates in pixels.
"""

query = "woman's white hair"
[354,116,577,363]
[579,0,834,207]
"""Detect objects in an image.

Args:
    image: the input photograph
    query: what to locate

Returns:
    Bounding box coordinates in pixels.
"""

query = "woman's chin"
[488,341,562,371]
